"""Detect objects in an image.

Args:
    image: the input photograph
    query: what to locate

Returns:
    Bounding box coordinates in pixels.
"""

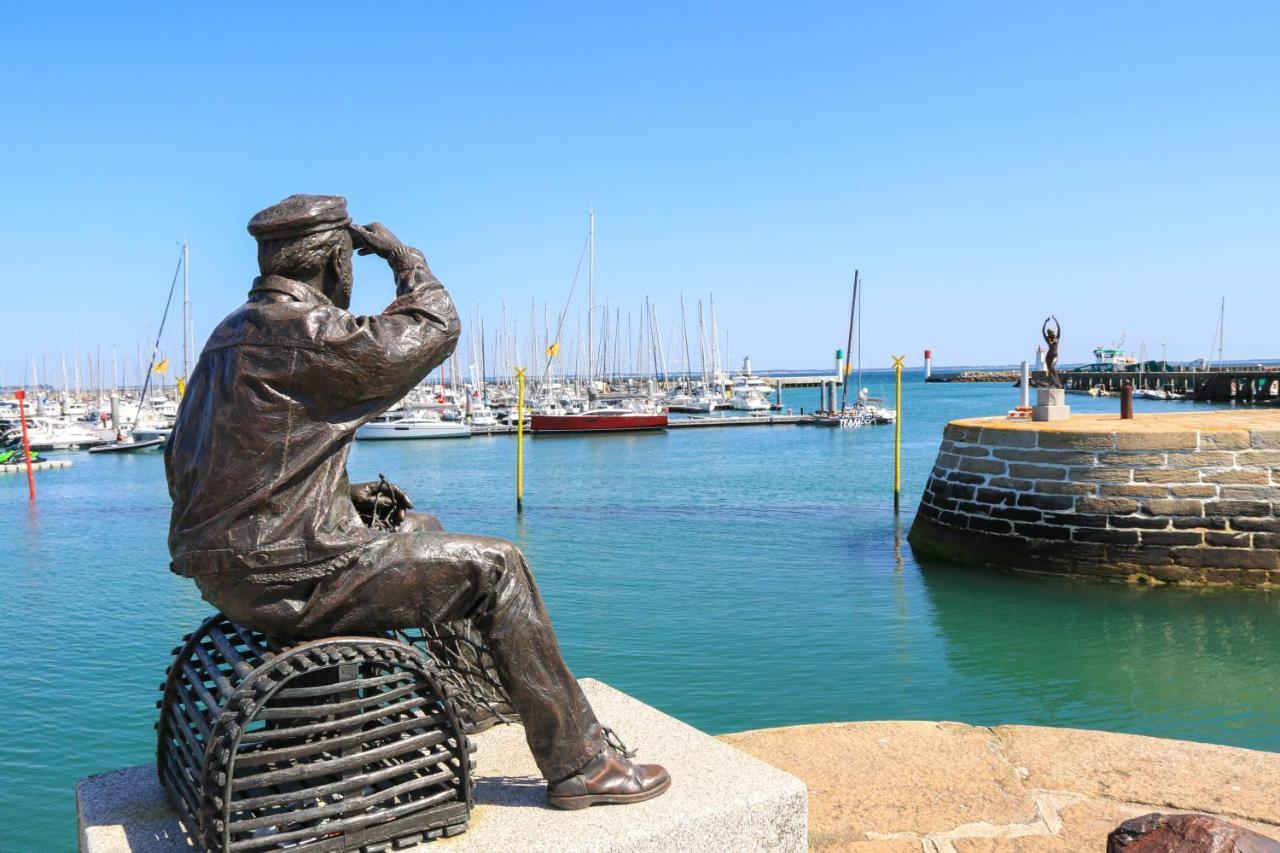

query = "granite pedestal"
[77,678,808,853]
[1032,387,1070,422]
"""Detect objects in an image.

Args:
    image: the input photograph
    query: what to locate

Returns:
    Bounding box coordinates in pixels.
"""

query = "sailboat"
[530,210,668,434]
[816,270,895,428]
[94,243,192,452]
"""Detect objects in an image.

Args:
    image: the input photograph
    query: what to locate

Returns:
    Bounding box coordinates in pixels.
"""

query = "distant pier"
[927,366,1280,405]
[1061,368,1280,404]
[668,414,814,428]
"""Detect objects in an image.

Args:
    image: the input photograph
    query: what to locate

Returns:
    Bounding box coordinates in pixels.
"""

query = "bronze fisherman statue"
[164,194,670,809]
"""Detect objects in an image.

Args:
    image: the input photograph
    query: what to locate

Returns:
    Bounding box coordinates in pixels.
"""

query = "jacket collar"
[249,275,332,306]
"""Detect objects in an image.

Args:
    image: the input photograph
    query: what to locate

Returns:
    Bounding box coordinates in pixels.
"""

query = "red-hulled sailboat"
[530,406,668,433]
[530,208,669,435]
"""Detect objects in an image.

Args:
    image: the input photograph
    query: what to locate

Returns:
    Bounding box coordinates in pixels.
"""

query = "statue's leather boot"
[547,745,671,810]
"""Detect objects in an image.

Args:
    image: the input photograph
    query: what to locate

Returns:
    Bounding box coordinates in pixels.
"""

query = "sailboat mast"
[616,307,624,381]
[598,298,606,383]
[840,270,859,411]
[701,300,711,386]
[182,242,191,382]
[587,208,595,394]
[680,293,691,383]
[477,316,485,397]
[709,294,721,380]
[856,279,863,399]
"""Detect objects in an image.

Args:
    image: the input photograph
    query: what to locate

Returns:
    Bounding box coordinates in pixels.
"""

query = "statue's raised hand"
[349,222,405,260]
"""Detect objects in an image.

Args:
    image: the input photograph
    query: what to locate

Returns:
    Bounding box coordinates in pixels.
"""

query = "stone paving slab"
[994,724,1280,824]
[722,720,1280,852]
[78,678,807,853]
[720,721,1038,838]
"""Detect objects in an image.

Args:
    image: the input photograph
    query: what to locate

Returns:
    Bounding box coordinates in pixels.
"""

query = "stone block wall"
[908,420,1280,587]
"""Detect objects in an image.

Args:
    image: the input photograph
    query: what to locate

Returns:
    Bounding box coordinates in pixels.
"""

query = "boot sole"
[548,775,672,810]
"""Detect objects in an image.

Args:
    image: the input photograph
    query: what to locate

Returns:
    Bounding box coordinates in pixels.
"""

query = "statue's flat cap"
[248,194,351,240]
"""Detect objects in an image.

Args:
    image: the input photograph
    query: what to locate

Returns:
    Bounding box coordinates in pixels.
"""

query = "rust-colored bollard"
[1120,383,1134,420]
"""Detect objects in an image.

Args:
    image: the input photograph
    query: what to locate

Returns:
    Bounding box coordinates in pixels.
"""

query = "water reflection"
[916,557,1280,749]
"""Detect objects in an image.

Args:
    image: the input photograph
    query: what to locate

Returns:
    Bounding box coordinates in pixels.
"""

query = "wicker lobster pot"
[156,613,472,852]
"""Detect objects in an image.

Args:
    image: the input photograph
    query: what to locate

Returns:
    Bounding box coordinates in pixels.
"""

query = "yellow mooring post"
[515,367,527,513]
[892,355,905,513]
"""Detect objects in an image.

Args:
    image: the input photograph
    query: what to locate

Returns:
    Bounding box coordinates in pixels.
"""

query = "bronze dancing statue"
[1042,315,1062,388]
[164,194,669,809]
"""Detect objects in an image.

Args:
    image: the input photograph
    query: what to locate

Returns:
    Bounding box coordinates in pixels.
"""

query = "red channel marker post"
[15,389,35,499]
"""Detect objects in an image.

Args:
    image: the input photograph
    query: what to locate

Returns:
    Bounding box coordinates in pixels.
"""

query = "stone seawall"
[908,412,1280,587]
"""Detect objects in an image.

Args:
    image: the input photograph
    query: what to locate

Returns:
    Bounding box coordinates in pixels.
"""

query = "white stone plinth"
[1033,387,1070,421]
[77,678,807,853]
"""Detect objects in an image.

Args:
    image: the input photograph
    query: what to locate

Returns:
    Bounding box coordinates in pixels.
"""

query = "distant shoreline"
[926,369,1021,383]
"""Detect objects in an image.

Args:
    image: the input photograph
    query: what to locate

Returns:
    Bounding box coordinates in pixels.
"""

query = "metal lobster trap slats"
[156,613,473,853]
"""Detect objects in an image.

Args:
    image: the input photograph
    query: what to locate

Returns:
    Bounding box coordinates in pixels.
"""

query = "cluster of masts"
[0,386,177,452]
[372,351,782,434]
[1,243,195,451]
[3,214,898,450]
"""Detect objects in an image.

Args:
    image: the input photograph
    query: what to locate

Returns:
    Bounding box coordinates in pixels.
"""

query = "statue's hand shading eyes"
[349,222,406,260]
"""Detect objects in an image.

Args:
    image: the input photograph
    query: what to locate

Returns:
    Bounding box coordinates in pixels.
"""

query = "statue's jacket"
[165,253,459,583]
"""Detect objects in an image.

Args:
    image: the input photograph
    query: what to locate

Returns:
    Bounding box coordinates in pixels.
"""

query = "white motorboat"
[729,380,771,411]
[666,388,721,413]
[131,426,173,443]
[4,416,110,451]
[728,357,774,411]
[356,410,472,440]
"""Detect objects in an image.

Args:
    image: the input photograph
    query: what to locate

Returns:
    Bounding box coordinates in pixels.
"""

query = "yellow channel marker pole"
[892,355,905,513]
[515,367,526,513]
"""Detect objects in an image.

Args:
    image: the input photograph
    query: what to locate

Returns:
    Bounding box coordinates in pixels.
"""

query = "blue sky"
[1,3,1276,384]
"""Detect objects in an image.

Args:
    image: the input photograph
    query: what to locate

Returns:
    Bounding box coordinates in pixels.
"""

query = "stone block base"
[1033,388,1069,421]
[77,679,807,853]
[1032,404,1071,421]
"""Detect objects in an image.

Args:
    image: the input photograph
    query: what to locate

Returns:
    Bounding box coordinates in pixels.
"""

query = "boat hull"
[529,413,668,433]
[20,434,110,451]
[88,437,167,454]
[355,422,472,440]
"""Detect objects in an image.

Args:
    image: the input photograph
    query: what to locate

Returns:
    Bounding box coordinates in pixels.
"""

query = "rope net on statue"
[365,475,518,731]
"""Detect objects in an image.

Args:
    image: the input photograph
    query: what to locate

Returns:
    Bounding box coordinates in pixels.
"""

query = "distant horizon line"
[5,357,1280,395]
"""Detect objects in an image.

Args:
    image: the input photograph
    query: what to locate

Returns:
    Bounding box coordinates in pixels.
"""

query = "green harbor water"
[2,373,1277,850]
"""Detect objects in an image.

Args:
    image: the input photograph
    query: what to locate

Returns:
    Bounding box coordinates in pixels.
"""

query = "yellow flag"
[844,363,853,376]
[546,342,561,358]
[154,359,169,374]
[176,377,186,398]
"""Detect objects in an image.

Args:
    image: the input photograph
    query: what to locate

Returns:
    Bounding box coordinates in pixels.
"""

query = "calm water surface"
[2,374,1276,849]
